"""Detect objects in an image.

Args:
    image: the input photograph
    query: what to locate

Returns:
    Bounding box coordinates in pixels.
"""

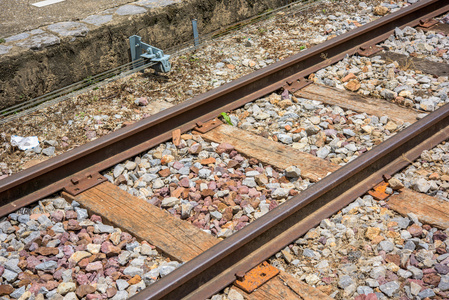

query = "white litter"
[32,0,65,7]
[11,135,39,150]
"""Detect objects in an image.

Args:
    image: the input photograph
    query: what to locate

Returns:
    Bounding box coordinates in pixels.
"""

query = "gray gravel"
[0,197,178,299]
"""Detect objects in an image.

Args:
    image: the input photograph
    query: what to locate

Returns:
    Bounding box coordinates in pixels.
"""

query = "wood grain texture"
[63,181,218,262]
[388,188,449,229]
[379,52,449,78]
[236,271,333,299]
[295,84,419,124]
[201,125,338,182]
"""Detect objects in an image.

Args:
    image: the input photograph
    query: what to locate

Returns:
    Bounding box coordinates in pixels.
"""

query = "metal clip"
[368,181,390,200]
[234,261,279,293]
[194,118,222,133]
[129,35,171,73]
[283,77,312,93]
[419,18,438,28]
[64,172,107,196]
[358,45,383,57]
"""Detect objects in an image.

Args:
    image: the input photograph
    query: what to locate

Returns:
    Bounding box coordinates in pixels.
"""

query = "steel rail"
[135,102,449,300]
[0,0,446,298]
[0,0,445,216]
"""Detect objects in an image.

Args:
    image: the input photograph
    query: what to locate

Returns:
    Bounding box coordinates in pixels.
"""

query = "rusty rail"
[136,100,449,300]
[0,0,448,298]
[0,0,446,216]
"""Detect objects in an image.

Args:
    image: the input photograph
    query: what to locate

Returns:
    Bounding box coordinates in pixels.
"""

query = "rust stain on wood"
[201,125,338,182]
[388,188,449,229]
[63,181,218,262]
[295,84,419,124]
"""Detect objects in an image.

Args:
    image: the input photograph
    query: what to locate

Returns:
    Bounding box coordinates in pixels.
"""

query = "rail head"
[133,102,449,300]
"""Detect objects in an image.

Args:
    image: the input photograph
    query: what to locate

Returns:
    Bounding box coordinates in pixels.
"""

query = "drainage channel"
[0,0,317,109]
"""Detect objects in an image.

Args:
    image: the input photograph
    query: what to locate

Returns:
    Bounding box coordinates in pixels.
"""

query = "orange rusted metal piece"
[419,18,438,28]
[234,261,279,293]
[368,181,389,200]
[358,45,383,57]
[194,119,222,133]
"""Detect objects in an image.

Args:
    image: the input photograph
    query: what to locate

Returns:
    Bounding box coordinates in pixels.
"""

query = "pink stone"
[53,269,64,281]
[104,267,116,277]
[29,242,39,252]
[179,177,190,188]
[19,250,29,258]
[189,192,201,201]
[173,161,184,170]
[408,224,423,237]
[248,188,260,197]
[120,232,132,242]
[321,277,332,284]
[30,213,47,220]
[86,294,102,300]
[423,268,437,274]
[91,236,104,244]
[63,245,74,257]
[45,281,59,291]
[188,143,202,154]
[51,210,64,222]
[208,181,217,190]
[228,150,237,158]
[77,273,89,285]
[29,283,44,295]
[238,186,249,194]
[90,215,102,223]
[86,261,103,272]
[105,257,120,269]
[65,210,78,219]
[216,143,234,154]
[57,257,68,268]
[26,256,41,271]
[239,216,249,222]
[234,154,244,162]
[235,222,247,231]
[75,244,86,252]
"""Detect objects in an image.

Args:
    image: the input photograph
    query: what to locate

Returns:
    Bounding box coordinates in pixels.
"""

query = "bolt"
[235,271,245,281]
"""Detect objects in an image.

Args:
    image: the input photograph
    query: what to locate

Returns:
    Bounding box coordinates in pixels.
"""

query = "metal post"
[129,35,142,70]
[192,19,199,47]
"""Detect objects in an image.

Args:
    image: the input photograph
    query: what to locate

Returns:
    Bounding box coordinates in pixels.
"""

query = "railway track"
[0,0,449,299]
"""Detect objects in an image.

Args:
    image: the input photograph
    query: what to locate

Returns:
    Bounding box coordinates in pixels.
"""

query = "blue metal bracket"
[129,35,171,73]
[192,19,199,47]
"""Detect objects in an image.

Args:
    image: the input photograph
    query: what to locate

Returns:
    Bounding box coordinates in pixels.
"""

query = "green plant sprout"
[221,112,233,125]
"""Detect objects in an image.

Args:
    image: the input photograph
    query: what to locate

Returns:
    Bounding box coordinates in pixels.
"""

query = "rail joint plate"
[419,18,438,28]
[64,172,108,196]
[284,78,311,93]
[358,45,383,57]
[234,261,279,293]
[368,181,389,200]
[194,119,222,133]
